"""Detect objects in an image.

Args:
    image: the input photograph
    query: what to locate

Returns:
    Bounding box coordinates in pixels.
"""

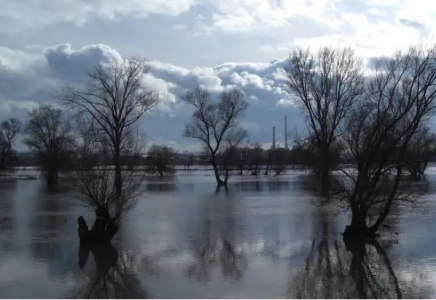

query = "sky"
[0,0,434,152]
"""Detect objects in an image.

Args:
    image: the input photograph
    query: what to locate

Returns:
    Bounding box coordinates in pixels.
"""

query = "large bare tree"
[71,115,145,243]
[284,47,364,191]
[61,57,160,195]
[0,118,21,171]
[338,45,436,238]
[183,87,249,187]
[24,105,75,186]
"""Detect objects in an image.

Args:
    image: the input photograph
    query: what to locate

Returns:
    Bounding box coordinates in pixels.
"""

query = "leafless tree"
[181,151,196,170]
[24,105,76,186]
[217,128,248,183]
[0,118,21,171]
[183,87,249,187]
[60,57,160,195]
[404,126,436,175]
[234,143,251,175]
[72,116,146,243]
[146,145,177,176]
[284,47,364,191]
[338,45,436,238]
[247,143,264,175]
[271,148,289,175]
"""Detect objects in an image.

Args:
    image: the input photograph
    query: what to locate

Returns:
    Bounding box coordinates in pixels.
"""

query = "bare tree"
[404,126,436,175]
[61,57,160,195]
[72,117,145,243]
[181,151,196,170]
[271,148,289,175]
[146,145,177,176]
[183,87,249,187]
[0,118,21,171]
[24,105,75,186]
[234,143,251,175]
[247,143,264,175]
[284,47,364,191]
[216,128,248,183]
[338,45,436,238]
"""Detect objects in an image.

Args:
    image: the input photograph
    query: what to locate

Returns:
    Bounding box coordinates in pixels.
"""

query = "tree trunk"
[211,155,224,186]
[78,208,119,244]
[114,147,122,196]
[46,167,57,187]
[343,211,379,239]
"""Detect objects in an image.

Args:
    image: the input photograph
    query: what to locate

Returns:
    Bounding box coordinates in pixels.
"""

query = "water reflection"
[288,210,427,299]
[2,171,436,298]
[186,220,246,282]
[70,243,149,299]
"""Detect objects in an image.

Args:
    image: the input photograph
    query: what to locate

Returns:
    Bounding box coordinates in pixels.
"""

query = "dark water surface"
[1,170,436,298]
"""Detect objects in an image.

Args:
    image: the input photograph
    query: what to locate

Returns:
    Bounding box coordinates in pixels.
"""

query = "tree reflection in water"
[288,220,428,298]
[186,220,247,282]
[70,243,149,299]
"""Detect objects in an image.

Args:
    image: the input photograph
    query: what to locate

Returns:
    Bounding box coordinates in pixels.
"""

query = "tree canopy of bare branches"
[146,144,177,176]
[404,126,436,175]
[60,57,160,195]
[284,47,364,190]
[24,105,75,186]
[0,118,21,171]
[338,45,436,238]
[71,112,145,243]
[183,87,249,187]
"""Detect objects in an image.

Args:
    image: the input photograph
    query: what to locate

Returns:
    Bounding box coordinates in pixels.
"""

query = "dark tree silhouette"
[183,87,249,187]
[247,142,264,175]
[216,128,248,184]
[146,144,177,176]
[284,47,364,191]
[24,105,75,186]
[181,151,196,170]
[233,143,251,175]
[339,45,436,238]
[0,118,21,171]
[61,57,160,195]
[404,126,436,175]
[71,116,144,243]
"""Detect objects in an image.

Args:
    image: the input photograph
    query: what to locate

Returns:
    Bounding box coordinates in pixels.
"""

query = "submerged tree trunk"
[343,211,379,239]
[211,155,225,187]
[78,208,119,244]
[114,146,122,196]
[46,167,58,187]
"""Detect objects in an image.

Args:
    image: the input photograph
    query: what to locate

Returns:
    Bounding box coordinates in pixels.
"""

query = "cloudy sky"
[0,0,433,151]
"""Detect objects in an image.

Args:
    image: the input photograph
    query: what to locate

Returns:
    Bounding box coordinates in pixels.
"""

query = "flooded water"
[1,169,436,298]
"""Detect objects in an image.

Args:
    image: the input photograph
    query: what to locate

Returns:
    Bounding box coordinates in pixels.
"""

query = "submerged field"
[1,169,436,298]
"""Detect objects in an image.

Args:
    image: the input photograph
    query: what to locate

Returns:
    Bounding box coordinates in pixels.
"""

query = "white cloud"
[0,43,302,149]
[0,0,198,33]
[206,0,340,33]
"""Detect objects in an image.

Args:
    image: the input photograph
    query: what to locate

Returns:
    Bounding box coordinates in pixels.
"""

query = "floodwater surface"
[1,169,436,298]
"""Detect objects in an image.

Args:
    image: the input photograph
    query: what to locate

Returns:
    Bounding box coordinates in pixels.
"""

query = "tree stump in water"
[78,208,119,244]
